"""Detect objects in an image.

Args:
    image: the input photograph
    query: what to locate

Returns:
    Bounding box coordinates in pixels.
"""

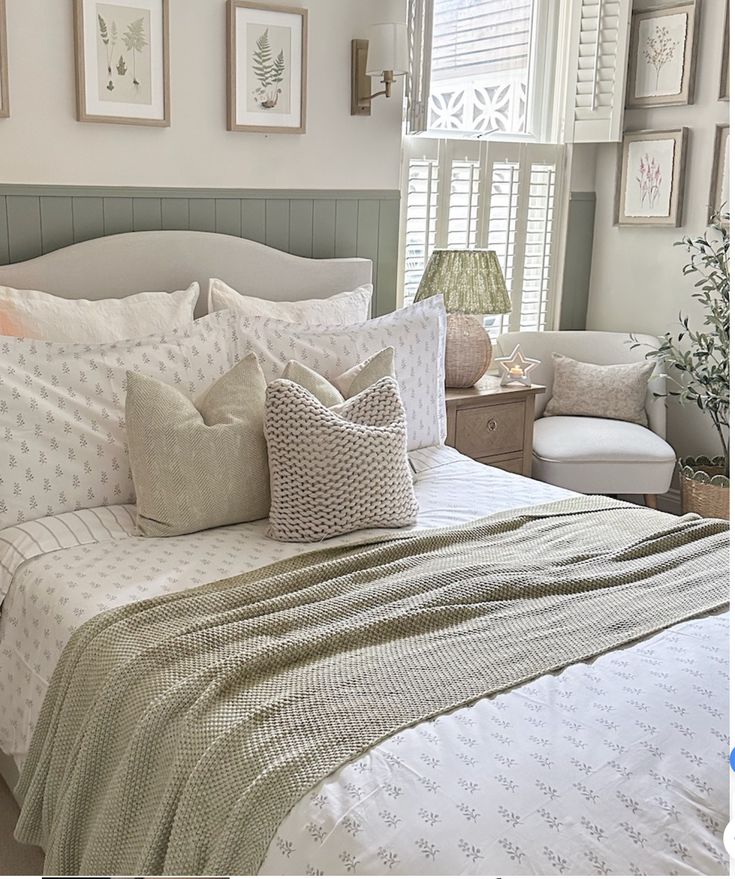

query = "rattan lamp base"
[444,313,493,388]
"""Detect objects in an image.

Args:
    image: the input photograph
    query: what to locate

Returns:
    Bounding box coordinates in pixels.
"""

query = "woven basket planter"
[679,456,729,520]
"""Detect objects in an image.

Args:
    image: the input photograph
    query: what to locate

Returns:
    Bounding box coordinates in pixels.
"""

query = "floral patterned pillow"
[544,353,654,426]
[234,295,448,451]
[0,311,239,530]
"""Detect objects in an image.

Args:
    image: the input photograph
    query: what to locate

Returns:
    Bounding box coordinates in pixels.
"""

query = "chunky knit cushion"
[265,377,418,542]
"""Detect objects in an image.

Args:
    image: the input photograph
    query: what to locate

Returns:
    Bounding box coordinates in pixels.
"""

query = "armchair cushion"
[544,353,654,426]
[533,416,676,495]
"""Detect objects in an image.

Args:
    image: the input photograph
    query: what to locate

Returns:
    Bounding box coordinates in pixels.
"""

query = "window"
[401,0,570,331]
[400,138,564,336]
[410,0,560,141]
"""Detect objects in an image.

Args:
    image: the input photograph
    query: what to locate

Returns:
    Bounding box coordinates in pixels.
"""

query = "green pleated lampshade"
[414,249,511,315]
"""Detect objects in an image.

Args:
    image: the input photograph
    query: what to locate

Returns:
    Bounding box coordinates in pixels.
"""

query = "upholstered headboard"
[0,231,373,317]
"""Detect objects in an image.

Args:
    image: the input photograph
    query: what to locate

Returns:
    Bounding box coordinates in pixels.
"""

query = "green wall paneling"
[0,185,401,315]
[559,192,596,331]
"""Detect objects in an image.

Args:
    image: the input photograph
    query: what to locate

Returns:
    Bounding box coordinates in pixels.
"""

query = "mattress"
[0,446,728,875]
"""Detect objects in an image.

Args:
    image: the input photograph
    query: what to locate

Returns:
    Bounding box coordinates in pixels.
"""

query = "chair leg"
[644,494,657,509]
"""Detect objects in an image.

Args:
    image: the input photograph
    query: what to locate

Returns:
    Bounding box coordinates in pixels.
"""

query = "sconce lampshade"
[415,249,512,389]
[366,23,409,75]
[414,249,511,315]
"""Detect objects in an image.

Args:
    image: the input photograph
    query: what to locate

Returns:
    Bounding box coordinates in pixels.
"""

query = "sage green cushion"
[281,347,396,408]
[126,353,269,537]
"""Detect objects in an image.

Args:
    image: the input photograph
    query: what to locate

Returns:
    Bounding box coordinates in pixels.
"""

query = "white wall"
[586,0,729,459]
[1,0,404,189]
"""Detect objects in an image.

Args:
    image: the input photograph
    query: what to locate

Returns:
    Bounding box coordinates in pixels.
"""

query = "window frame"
[414,0,563,143]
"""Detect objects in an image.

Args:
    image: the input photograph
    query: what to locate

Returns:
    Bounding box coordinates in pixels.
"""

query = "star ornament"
[496,344,540,387]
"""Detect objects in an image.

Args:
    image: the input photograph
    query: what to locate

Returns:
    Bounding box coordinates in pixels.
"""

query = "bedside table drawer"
[454,401,526,459]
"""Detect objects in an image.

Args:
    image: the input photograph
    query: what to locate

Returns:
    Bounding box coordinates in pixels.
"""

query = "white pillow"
[0,310,237,531]
[208,277,372,325]
[234,295,447,451]
[0,283,199,343]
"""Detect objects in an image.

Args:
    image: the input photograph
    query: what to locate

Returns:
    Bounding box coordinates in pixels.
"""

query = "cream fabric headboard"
[0,231,373,317]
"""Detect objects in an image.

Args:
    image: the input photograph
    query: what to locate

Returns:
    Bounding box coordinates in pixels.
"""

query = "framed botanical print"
[616,129,688,227]
[709,125,730,222]
[626,1,699,108]
[227,0,307,133]
[74,0,170,126]
[719,3,729,101]
[0,0,9,119]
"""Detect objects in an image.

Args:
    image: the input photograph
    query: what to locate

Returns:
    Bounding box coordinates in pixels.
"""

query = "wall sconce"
[351,23,409,116]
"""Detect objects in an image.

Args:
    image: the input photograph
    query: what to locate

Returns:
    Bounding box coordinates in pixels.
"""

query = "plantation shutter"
[564,0,632,143]
[406,0,434,134]
[399,138,564,335]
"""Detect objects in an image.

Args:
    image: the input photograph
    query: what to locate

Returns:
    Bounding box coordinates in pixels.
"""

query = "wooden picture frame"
[626,1,699,109]
[719,2,729,101]
[0,0,9,119]
[74,0,170,126]
[227,0,307,134]
[616,128,688,227]
[709,124,730,223]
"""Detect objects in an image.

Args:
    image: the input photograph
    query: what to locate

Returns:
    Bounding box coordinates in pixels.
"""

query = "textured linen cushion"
[544,353,655,426]
[127,354,269,537]
[0,283,198,342]
[282,348,395,408]
[0,310,238,531]
[235,295,447,450]
[265,377,418,542]
[208,278,372,325]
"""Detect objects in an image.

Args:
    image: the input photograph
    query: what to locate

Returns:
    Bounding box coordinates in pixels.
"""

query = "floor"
[0,776,44,874]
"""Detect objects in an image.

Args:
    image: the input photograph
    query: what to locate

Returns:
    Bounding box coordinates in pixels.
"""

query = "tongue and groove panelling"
[0,186,401,316]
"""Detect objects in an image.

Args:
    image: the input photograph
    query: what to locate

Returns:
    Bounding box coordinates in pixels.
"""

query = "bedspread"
[0,449,729,875]
[14,496,728,875]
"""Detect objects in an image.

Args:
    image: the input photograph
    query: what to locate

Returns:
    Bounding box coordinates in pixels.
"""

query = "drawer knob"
[486,418,498,432]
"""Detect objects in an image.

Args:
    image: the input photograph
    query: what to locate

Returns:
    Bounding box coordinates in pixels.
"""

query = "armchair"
[495,331,676,506]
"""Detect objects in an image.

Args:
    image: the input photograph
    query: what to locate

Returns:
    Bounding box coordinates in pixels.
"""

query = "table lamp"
[414,249,511,388]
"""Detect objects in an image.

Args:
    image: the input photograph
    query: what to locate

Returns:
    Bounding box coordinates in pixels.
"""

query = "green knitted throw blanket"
[14,497,729,875]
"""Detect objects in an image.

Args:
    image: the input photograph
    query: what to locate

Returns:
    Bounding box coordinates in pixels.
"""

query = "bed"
[0,233,729,876]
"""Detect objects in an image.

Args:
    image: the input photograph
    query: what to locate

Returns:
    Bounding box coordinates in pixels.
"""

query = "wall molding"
[0,185,401,316]
[0,185,401,201]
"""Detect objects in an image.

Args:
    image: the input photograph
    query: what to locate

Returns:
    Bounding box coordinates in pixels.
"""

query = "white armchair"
[495,331,676,506]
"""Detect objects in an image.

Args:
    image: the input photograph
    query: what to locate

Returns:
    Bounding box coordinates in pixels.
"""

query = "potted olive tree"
[632,214,729,519]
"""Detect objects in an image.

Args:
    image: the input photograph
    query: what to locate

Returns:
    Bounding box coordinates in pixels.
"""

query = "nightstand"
[445,376,545,477]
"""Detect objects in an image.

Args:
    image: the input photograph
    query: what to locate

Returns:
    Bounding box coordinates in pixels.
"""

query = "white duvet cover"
[0,447,728,875]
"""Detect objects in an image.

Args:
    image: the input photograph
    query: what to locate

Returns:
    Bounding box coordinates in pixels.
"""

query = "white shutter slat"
[400,139,562,334]
[401,154,439,301]
[564,0,632,143]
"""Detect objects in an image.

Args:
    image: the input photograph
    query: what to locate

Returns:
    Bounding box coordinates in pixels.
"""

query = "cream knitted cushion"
[281,347,395,408]
[127,353,270,537]
[544,353,655,426]
[265,376,418,542]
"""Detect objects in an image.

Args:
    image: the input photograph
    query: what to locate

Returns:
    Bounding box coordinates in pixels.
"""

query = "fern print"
[122,17,147,87]
[98,14,117,90]
[250,27,287,109]
[252,29,273,87]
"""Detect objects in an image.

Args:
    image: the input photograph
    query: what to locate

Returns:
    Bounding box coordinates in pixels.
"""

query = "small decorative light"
[496,344,540,387]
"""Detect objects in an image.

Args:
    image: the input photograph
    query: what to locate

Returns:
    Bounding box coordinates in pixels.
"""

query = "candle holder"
[496,344,540,387]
